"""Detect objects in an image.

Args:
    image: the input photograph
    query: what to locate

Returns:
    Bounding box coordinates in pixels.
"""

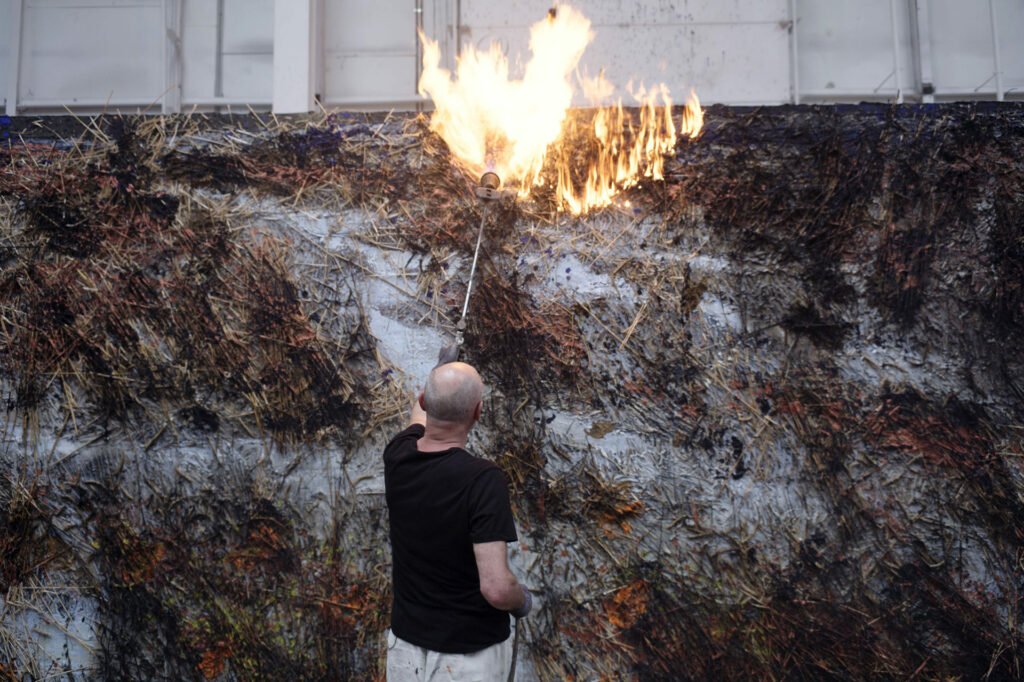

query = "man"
[383,361,531,681]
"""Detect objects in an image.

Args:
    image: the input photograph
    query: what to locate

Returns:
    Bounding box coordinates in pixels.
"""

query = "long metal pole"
[988,0,1004,101]
[507,616,521,682]
[889,0,904,103]
[6,0,24,116]
[461,209,487,322]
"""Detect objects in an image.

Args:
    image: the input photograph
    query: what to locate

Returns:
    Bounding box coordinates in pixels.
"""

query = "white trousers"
[386,630,512,682]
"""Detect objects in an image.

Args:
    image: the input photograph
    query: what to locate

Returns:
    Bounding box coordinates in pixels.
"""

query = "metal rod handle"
[461,208,487,322]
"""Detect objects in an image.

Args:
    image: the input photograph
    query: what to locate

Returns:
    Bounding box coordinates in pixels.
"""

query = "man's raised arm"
[408,392,427,428]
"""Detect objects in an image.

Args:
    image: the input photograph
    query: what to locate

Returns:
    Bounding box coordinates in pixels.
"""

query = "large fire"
[417,5,702,214]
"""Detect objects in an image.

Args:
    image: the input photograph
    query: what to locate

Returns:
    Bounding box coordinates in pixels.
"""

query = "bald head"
[422,362,483,424]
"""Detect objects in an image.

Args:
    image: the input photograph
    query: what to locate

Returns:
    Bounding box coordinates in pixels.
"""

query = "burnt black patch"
[27,192,98,256]
[161,150,250,192]
[781,303,851,349]
[178,405,220,433]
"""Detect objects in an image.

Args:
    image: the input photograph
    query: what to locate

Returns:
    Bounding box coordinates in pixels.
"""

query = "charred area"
[0,102,1022,680]
[0,117,375,440]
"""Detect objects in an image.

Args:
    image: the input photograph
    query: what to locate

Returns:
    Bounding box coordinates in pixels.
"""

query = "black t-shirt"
[383,424,518,653]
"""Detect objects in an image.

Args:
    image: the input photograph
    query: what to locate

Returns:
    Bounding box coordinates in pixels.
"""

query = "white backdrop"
[2,0,1022,115]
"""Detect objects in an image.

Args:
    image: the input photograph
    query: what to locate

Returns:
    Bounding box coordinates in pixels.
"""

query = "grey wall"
[3,0,1022,115]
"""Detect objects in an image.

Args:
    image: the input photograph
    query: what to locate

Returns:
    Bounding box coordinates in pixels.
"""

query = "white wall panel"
[580,22,791,105]
[457,0,792,106]
[796,0,1022,101]
[322,0,453,105]
[929,2,996,91]
[464,23,791,106]
[181,0,272,105]
[677,23,792,105]
[0,2,12,110]
[796,1,915,98]
[221,0,273,99]
[996,0,1024,96]
[995,0,1024,95]
[323,0,417,101]
[460,0,788,25]
[19,0,164,108]
[929,0,1023,96]
[2,0,1022,114]
[182,0,219,103]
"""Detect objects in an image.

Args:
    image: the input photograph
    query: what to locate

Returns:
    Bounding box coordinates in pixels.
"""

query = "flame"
[418,6,703,215]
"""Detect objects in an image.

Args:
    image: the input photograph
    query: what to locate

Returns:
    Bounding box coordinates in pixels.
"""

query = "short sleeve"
[383,424,425,464]
[466,466,517,544]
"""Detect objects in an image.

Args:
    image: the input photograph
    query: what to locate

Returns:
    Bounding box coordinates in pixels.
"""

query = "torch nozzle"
[475,171,503,200]
[480,171,500,190]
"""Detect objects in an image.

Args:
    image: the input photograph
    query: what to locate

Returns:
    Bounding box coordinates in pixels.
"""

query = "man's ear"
[472,401,482,423]
[418,392,426,410]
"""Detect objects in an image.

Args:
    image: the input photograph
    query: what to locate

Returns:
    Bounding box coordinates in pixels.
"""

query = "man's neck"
[417,419,470,452]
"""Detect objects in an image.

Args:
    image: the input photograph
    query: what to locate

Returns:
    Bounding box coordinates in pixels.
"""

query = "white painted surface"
[796,1,915,97]
[929,0,995,91]
[460,0,790,25]
[180,0,220,103]
[323,0,417,103]
[2,0,1022,113]
[321,0,457,106]
[222,0,273,99]
[176,0,274,104]
[179,0,273,106]
[1,1,12,111]
[796,0,1024,101]
[19,0,165,109]
[460,0,792,105]
[929,0,1023,95]
[273,0,314,113]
